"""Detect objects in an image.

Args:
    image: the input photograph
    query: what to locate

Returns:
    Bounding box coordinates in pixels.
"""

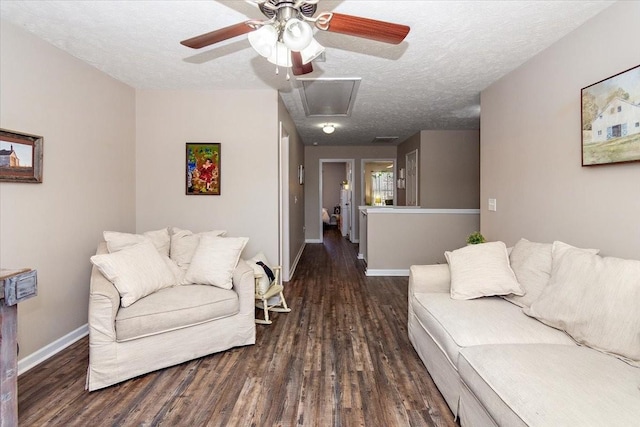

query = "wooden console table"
[1,269,37,427]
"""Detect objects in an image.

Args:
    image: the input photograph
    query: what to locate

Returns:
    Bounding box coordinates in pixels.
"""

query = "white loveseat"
[86,227,256,391]
[408,239,640,426]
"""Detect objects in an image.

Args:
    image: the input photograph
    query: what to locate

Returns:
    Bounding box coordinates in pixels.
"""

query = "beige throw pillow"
[183,235,249,289]
[90,241,177,307]
[505,239,599,307]
[247,252,276,296]
[169,227,227,271]
[504,239,553,307]
[524,242,640,367]
[104,228,171,257]
[445,241,524,300]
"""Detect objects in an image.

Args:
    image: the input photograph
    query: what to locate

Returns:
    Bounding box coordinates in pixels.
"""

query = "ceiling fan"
[180,0,410,76]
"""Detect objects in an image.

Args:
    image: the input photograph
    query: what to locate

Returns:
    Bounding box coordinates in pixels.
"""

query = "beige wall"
[397,130,480,208]
[304,145,397,241]
[0,21,136,357]
[396,133,420,206]
[135,89,280,263]
[366,211,480,271]
[420,130,480,208]
[322,162,346,210]
[481,1,640,258]
[278,95,305,278]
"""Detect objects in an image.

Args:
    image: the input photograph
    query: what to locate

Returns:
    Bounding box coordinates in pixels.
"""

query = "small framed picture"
[0,128,43,183]
[186,143,221,195]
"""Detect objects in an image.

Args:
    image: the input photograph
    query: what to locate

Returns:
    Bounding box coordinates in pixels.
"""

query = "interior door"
[406,150,418,206]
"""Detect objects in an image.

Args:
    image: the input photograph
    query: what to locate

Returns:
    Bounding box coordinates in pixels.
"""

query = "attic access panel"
[298,78,361,117]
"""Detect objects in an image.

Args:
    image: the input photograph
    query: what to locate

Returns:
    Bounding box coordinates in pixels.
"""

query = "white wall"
[481,1,640,258]
[135,89,280,262]
[0,20,136,357]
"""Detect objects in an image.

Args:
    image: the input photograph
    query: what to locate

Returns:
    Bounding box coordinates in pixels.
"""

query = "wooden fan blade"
[291,51,313,76]
[324,13,410,44]
[180,22,254,49]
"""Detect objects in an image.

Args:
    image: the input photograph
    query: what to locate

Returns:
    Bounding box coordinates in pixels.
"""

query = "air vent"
[371,136,399,143]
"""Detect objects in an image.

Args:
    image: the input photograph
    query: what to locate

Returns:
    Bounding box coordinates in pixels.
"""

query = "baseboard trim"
[357,253,364,260]
[288,242,306,280]
[365,269,410,277]
[18,324,89,376]
[305,239,322,243]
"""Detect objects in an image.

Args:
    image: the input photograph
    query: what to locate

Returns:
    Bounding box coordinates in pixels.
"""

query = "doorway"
[319,159,355,243]
[361,159,396,206]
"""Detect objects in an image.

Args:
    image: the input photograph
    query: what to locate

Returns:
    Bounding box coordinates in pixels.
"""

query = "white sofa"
[86,228,256,391]
[408,239,640,426]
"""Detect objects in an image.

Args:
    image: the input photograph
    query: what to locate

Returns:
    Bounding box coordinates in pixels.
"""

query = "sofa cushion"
[90,241,177,307]
[183,236,249,289]
[411,293,575,367]
[458,344,640,427]
[525,242,640,367]
[445,242,524,300]
[115,284,239,341]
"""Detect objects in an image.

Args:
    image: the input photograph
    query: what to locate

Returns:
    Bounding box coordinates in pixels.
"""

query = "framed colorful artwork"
[0,128,43,183]
[186,143,221,195]
[581,64,640,166]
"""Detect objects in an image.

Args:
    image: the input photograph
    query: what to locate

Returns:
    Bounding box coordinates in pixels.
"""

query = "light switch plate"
[488,198,497,211]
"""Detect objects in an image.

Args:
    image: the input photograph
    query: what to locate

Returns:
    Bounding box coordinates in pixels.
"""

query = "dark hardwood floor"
[17,227,456,426]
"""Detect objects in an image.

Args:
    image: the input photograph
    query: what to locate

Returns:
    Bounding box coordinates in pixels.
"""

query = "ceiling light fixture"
[322,124,336,134]
[244,1,326,77]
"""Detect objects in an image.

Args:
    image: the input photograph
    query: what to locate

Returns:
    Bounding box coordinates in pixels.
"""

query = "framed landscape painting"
[0,128,43,183]
[581,65,640,166]
[186,143,220,195]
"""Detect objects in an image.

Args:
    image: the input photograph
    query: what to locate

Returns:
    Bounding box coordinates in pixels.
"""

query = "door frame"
[360,158,396,206]
[318,158,355,243]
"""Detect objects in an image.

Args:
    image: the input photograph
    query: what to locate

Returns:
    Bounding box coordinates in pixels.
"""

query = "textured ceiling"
[0,0,615,146]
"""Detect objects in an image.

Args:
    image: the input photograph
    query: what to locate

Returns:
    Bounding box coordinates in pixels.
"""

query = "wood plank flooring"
[17,227,457,427]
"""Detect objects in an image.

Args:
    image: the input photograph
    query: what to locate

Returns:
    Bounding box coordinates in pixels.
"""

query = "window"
[598,130,602,136]
[635,122,639,128]
[371,171,394,205]
[617,106,622,112]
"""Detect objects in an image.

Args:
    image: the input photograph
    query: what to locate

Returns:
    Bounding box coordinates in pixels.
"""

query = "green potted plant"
[466,231,486,245]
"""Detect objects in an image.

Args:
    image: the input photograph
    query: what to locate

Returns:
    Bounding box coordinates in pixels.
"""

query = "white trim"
[357,253,364,259]
[361,208,481,215]
[288,242,306,280]
[351,238,359,243]
[305,239,322,243]
[365,269,410,277]
[18,324,89,376]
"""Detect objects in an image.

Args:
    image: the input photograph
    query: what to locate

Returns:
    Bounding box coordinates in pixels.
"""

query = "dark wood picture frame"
[581,64,640,166]
[0,128,44,183]
[186,143,221,195]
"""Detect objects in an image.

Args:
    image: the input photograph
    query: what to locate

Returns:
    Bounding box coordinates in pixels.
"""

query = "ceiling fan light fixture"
[300,38,325,64]
[248,24,278,57]
[322,123,336,134]
[282,18,313,51]
[266,42,292,67]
